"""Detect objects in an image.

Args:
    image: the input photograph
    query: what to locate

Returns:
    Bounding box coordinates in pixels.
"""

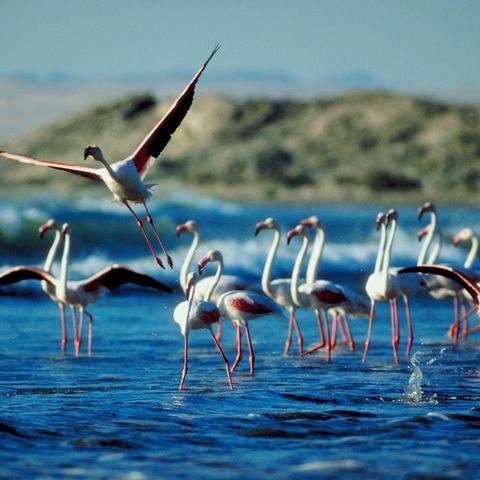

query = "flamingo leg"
[231,323,242,372]
[210,330,233,390]
[449,295,460,343]
[403,296,413,357]
[330,313,338,350]
[123,201,165,269]
[179,335,188,390]
[460,306,480,337]
[77,308,85,355]
[300,309,326,356]
[58,303,67,355]
[244,323,255,376]
[283,309,294,356]
[215,320,222,345]
[71,306,80,357]
[337,313,348,343]
[460,296,468,340]
[142,200,173,268]
[342,312,355,352]
[362,300,375,363]
[390,299,399,364]
[323,310,331,362]
[292,310,303,355]
[85,310,94,356]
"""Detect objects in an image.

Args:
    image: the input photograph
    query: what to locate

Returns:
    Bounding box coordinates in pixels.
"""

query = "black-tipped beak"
[83,147,90,160]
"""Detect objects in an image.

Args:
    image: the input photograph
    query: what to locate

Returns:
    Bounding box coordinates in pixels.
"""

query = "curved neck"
[374,223,387,273]
[427,231,442,264]
[58,230,71,301]
[306,226,325,284]
[204,258,223,302]
[417,211,437,265]
[465,235,478,269]
[261,227,281,298]
[180,230,200,292]
[43,230,61,273]
[291,235,309,307]
[381,218,397,291]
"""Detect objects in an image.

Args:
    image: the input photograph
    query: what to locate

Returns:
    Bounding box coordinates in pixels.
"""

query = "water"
[1,192,480,479]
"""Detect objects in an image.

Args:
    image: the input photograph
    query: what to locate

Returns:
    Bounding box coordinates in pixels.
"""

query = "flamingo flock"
[1,47,480,391]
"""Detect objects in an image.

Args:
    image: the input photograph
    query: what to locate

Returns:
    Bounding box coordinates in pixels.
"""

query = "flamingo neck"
[417,211,437,265]
[374,223,387,273]
[427,231,442,264]
[381,218,397,291]
[261,227,281,298]
[464,234,478,269]
[305,226,325,284]
[58,231,71,302]
[290,235,309,307]
[180,230,200,292]
[204,257,223,302]
[43,230,61,274]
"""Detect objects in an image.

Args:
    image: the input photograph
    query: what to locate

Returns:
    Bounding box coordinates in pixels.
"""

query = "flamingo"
[254,217,304,355]
[198,250,285,376]
[53,221,172,355]
[363,211,402,363]
[0,45,220,270]
[173,272,233,391]
[176,219,252,342]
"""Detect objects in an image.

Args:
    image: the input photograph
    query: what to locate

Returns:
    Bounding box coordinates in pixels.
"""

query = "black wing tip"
[205,43,221,66]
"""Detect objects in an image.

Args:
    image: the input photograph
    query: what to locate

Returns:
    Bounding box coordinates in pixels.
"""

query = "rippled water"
[1,194,480,478]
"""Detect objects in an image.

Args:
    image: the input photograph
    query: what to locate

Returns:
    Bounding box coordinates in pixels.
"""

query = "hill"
[1,90,479,204]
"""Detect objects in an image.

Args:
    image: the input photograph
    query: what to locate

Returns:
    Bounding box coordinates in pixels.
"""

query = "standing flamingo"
[52,222,172,355]
[254,217,304,355]
[176,219,252,342]
[198,250,285,376]
[173,272,233,391]
[0,46,220,269]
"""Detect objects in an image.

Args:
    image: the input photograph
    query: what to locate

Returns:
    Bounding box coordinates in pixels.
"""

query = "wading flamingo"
[173,272,233,391]
[198,250,285,376]
[52,222,172,355]
[254,217,303,355]
[176,219,252,342]
[0,46,219,270]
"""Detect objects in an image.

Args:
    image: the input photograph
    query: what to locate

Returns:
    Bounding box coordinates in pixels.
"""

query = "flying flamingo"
[176,219,252,342]
[173,271,233,391]
[198,249,285,376]
[254,217,304,355]
[0,46,220,270]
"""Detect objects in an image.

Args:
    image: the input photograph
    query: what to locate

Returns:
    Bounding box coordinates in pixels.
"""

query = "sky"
[2,0,480,90]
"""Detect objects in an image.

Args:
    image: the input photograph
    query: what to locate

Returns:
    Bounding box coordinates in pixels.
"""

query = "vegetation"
[1,90,479,204]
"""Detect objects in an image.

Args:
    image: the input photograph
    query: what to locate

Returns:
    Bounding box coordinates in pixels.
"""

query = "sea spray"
[403,352,423,403]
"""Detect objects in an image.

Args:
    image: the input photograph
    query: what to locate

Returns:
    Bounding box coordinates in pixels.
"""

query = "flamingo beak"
[83,146,91,160]
[286,226,302,245]
[176,224,187,237]
[198,256,209,275]
[254,221,266,236]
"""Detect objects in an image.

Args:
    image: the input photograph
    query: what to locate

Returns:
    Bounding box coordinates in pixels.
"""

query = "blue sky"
[2,0,479,89]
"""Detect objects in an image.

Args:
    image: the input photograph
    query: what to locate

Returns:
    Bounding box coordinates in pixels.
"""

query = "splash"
[403,353,423,403]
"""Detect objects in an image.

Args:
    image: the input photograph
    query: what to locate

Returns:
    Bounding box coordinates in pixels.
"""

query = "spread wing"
[131,44,220,178]
[82,264,172,293]
[0,151,102,181]
[0,266,56,287]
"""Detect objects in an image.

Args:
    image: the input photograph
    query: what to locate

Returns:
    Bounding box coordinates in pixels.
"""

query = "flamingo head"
[254,217,278,236]
[287,225,307,245]
[83,145,104,162]
[387,209,398,223]
[375,212,387,230]
[453,227,474,246]
[417,201,436,220]
[61,223,71,236]
[300,215,321,229]
[198,249,223,275]
[418,225,430,241]
[185,272,197,299]
[176,220,197,237]
[39,218,61,238]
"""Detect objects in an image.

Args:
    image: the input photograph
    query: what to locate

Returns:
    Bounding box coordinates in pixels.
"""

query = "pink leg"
[231,324,242,372]
[124,201,165,269]
[71,306,80,356]
[330,313,338,350]
[215,320,222,345]
[292,309,303,355]
[283,308,294,356]
[58,303,67,355]
[342,312,355,352]
[461,306,480,337]
[323,310,331,362]
[244,323,255,376]
[390,300,399,364]
[300,309,326,356]
[337,313,348,343]
[179,335,188,390]
[85,310,94,356]
[450,295,460,343]
[142,200,173,268]
[210,330,233,390]
[460,296,468,340]
[362,300,375,363]
[77,308,85,355]
[403,296,413,357]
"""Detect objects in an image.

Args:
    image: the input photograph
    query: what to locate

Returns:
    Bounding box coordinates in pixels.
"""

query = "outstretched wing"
[0,151,102,181]
[399,265,480,305]
[83,264,172,293]
[0,266,55,287]
[131,44,220,177]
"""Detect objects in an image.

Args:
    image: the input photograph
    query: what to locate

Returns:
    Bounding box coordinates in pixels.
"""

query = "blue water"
[1,192,480,479]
